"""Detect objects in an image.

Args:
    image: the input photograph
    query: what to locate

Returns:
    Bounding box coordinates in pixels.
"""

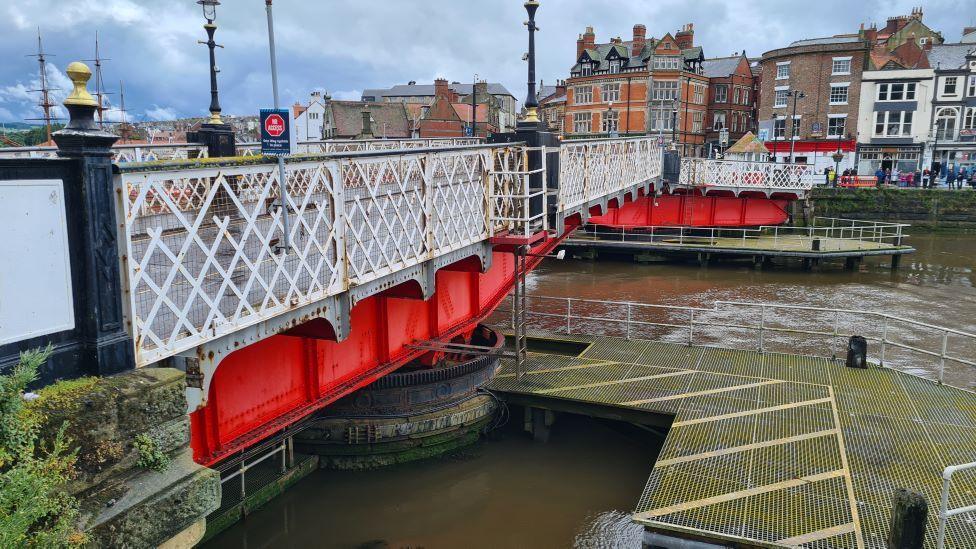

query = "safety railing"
[115,144,546,366]
[490,146,547,237]
[296,137,485,154]
[581,217,909,252]
[558,136,663,211]
[491,295,976,390]
[0,142,210,162]
[677,157,815,192]
[938,462,976,548]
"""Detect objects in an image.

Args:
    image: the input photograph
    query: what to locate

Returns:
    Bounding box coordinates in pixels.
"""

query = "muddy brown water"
[204,233,974,548]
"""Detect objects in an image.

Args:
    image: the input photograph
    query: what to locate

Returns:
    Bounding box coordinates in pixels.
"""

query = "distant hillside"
[0,122,38,130]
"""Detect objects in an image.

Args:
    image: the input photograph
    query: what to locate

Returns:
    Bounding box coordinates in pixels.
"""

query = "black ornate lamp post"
[198,0,223,125]
[520,0,540,127]
[190,0,235,157]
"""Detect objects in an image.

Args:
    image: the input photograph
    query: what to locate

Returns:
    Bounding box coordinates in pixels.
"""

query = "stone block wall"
[809,187,976,230]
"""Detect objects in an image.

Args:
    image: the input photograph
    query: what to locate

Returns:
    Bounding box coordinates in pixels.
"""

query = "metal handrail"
[938,461,976,548]
[495,295,976,388]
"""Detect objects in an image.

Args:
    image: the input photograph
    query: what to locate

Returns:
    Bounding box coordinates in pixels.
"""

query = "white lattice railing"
[558,137,663,211]
[0,143,210,162]
[296,138,485,154]
[677,158,814,192]
[115,144,537,365]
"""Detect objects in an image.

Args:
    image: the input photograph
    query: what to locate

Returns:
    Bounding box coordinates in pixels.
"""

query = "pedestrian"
[969,168,976,190]
[885,168,892,186]
[875,166,885,188]
[824,167,831,186]
[828,168,837,188]
[922,168,930,188]
[914,168,921,188]
[960,167,969,190]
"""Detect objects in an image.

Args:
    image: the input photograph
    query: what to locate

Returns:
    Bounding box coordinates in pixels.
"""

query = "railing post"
[938,474,952,548]
[626,303,632,340]
[759,305,766,353]
[566,298,572,334]
[939,330,948,384]
[239,461,246,500]
[881,317,889,367]
[688,309,695,346]
[833,311,841,360]
[49,61,136,376]
[279,440,286,474]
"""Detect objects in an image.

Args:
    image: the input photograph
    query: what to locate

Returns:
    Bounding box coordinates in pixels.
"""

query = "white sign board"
[0,180,74,345]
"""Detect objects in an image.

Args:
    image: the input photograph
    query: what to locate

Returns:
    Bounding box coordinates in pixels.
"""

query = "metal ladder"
[512,245,529,379]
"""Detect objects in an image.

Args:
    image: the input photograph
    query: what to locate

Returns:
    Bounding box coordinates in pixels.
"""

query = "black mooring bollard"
[888,488,928,549]
[846,335,868,368]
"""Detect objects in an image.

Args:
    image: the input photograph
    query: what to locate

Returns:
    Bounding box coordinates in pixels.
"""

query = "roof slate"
[363,82,514,100]
[789,35,863,47]
[928,43,976,70]
[701,56,742,77]
[330,101,411,138]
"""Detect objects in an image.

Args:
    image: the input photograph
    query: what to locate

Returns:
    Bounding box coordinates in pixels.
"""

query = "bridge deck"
[488,332,976,548]
[563,234,914,260]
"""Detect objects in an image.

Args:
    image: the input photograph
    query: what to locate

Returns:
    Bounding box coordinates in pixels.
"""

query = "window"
[714,85,728,103]
[873,111,913,137]
[964,108,976,130]
[831,57,852,75]
[829,83,849,105]
[573,112,592,134]
[773,118,786,139]
[574,86,593,104]
[774,88,789,108]
[601,83,621,103]
[790,116,801,139]
[692,111,704,133]
[968,76,976,97]
[733,87,740,104]
[609,60,622,74]
[944,76,959,95]
[713,111,726,130]
[580,63,593,76]
[653,56,680,70]
[651,80,679,101]
[827,115,846,137]
[935,107,958,139]
[601,110,619,133]
[650,106,673,131]
[877,82,917,101]
[776,62,790,80]
[741,88,750,105]
[693,83,705,104]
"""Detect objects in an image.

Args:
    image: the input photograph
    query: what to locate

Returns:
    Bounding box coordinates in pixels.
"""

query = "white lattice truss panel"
[297,138,484,154]
[0,143,210,162]
[116,146,530,365]
[678,158,814,192]
[558,137,663,211]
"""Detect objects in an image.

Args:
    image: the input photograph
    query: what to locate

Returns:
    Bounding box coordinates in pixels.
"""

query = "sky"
[1,0,974,125]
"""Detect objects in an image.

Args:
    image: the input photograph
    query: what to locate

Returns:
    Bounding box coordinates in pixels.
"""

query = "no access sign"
[260,108,291,156]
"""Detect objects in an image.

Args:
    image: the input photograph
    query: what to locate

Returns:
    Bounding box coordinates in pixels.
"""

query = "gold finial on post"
[64,61,97,107]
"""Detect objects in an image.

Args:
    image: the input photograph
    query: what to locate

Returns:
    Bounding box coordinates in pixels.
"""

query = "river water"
[205,234,974,548]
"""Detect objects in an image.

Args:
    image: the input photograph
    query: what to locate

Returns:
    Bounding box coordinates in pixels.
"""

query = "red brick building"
[701,54,757,153]
[563,23,709,155]
[418,79,466,138]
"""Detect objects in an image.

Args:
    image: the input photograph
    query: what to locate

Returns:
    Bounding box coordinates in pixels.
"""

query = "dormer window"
[609,59,622,73]
[580,62,593,76]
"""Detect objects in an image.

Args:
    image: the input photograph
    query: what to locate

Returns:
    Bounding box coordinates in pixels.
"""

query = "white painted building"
[293,91,331,141]
[855,66,935,174]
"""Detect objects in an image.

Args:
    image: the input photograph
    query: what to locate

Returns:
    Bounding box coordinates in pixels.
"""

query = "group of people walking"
[865,166,976,189]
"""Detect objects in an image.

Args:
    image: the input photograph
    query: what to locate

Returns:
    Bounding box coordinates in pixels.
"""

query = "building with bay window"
[927,42,976,176]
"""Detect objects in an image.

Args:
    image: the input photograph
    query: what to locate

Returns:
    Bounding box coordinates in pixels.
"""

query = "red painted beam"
[190,233,566,465]
[588,195,790,228]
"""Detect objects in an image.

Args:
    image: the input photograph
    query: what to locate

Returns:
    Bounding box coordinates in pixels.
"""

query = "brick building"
[701,54,757,154]
[418,79,466,138]
[538,81,567,135]
[758,9,944,173]
[564,23,708,154]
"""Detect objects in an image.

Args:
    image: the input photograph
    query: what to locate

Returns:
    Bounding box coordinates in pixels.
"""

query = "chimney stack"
[632,24,646,57]
[582,26,596,53]
[675,23,695,50]
[434,78,452,101]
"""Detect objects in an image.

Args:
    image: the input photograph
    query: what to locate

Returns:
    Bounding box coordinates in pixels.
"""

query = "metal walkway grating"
[488,331,976,548]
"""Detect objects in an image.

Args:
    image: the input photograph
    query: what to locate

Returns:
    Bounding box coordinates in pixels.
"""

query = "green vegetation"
[0,348,87,547]
[133,433,169,472]
[0,125,66,147]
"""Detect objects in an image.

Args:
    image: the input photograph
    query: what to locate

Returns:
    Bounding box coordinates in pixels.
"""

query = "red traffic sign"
[264,113,286,137]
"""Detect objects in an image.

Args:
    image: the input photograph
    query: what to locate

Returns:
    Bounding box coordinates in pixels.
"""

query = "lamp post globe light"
[788,89,805,163]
